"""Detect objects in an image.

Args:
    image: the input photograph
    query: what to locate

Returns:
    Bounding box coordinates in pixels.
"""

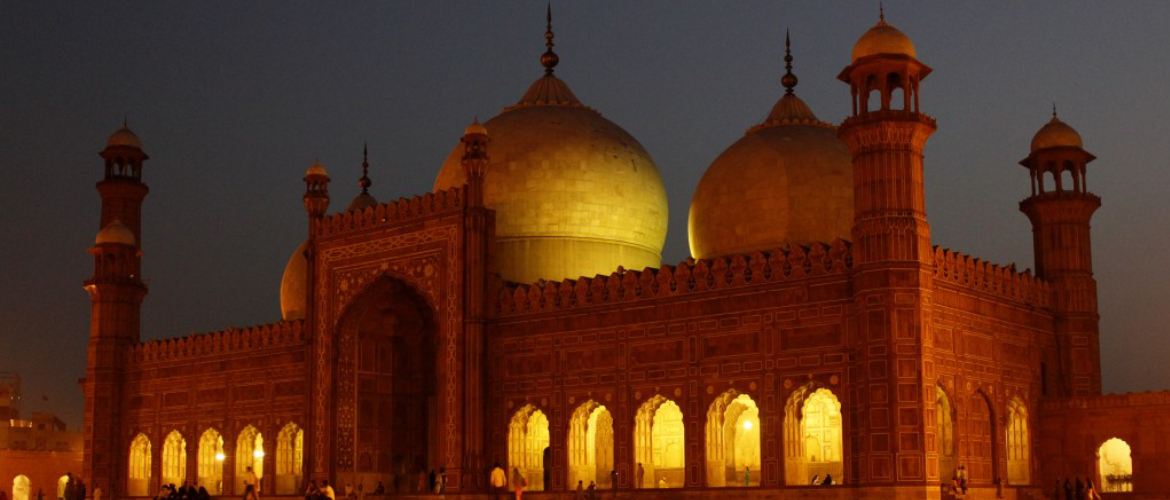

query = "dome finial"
[123,116,128,128]
[1052,102,1058,119]
[781,30,798,95]
[879,2,885,22]
[541,3,560,75]
[359,143,371,194]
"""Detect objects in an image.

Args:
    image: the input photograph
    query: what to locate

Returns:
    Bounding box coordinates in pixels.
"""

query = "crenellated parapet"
[316,186,466,238]
[1041,390,1170,411]
[129,319,304,364]
[497,240,852,316]
[932,246,1051,307]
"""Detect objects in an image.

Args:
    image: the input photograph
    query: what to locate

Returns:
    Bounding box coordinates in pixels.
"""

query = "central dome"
[435,74,668,284]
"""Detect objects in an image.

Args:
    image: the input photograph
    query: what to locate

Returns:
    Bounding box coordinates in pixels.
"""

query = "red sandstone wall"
[0,450,84,499]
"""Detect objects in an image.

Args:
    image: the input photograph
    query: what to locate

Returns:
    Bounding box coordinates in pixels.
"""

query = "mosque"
[77,10,1170,500]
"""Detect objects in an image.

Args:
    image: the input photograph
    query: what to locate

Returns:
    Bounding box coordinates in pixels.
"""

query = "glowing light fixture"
[254,449,265,459]
[743,420,753,431]
[215,452,225,461]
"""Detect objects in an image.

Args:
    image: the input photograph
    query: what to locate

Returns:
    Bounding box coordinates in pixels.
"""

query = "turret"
[1019,110,1101,396]
[303,160,331,218]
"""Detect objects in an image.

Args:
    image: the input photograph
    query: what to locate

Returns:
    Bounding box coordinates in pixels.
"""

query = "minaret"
[836,13,940,490]
[1019,110,1101,396]
[301,160,329,481]
[460,120,491,490]
[83,123,150,496]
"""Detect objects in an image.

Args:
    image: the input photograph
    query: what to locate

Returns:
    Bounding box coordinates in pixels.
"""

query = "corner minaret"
[837,13,941,490]
[1019,110,1101,396]
[459,120,492,488]
[83,123,150,496]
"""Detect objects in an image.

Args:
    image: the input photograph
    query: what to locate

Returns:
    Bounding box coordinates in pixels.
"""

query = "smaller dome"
[347,193,378,212]
[1031,115,1083,152]
[95,219,136,246]
[106,126,143,150]
[280,241,308,320]
[305,160,329,178]
[464,120,488,136]
[852,19,917,62]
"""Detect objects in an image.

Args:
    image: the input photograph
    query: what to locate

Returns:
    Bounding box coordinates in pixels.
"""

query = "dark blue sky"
[2,2,1168,429]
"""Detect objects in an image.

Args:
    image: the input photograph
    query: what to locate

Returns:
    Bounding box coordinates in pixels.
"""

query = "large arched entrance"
[235,426,264,494]
[13,475,30,500]
[705,391,760,487]
[509,405,550,491]
[783,385,842,485]
[127,433,151,496]
[339,277,437,488]
[162,430,188,486]
[275,422,304,494]
[567,400,613,490]
[198,428,225,494]
[634,395,685,489]
[1098,438,1133,493]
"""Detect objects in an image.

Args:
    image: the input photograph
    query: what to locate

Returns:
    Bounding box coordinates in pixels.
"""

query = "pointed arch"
[1006,397,1030,484]
[162,430,188,486]
[936,385,957,482]
[235,425,265,494]
[509,404,550,491]
[128,433,152,496]
[567,400,614,490]
[275,422,304,494]
[198,428,225,495]
[783,384,842,485]
[13,475,30,500]
[705,390,760,487]
[634,395,685,488]
[965,391,996,484]
[1097,438,1133,493]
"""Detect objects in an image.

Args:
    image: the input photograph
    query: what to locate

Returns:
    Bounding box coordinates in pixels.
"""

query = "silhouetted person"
[197,486,209,500]
[635,463,644,489]
[822,474,833,486]
[811,474,820,485]
[373,482,384,495]
[1075,478,1085,500]
[1064,478,1073,500]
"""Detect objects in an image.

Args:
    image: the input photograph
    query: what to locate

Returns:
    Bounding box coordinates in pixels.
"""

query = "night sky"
[2,2,1168,429]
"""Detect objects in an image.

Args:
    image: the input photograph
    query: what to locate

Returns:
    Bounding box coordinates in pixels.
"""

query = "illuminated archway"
[509,405,550,491]
[13,475,30,500]
[936,386,956,482]
[275,422,304,494]
[235,426,265,494]
[198,428,225,494]
[568,401,613,489]
[128,433,152,496]
[783,386,842,485]
[162,430,188,486]
[706,391,760,487]
[635,395,685,488]
[1098,438,1133,493]
[1006,398,1030,484]
[966,393,995,483]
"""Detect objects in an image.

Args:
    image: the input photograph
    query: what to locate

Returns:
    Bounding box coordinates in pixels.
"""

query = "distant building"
[0,375,83,500]
[80,11,1170,500]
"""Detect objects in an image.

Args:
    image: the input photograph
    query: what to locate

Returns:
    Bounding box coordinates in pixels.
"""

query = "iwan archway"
[705,390,760,487]
[783,385,842,485]
[567,400,613,490]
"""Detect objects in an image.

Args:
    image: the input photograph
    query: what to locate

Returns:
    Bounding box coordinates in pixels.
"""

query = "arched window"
[128,433,152,496]
[198,428,225,494]
[567,401,613,490]
[13,475,31,500]
[634,395,685,489]
[235,426,265,494]
[705,391,760,487]
[508,405,550,491]
[936,386,956,482]
[162,430,188,486]
[783,386,842,485]
[1006,398,1030,484]
[1098,438,1133,492]
[275,422,304,495]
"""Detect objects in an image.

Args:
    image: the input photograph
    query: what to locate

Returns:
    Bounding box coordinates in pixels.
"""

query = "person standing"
[490,463,508,500]
[242,467,260,500]
[744,466,750,487]
[435,468,447,499]
[512,468,526,500]
[1064,478,1074,500]
[321,481,335,500]
[1075,478,1085,500]
[1086,478,1101,500]
[93,485,102,500]
[635,463,644,489]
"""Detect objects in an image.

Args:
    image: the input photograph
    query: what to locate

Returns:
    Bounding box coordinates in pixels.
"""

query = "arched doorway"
[783,386,842,485]
[13,475,30,500]
[634,395,685,489]
[235,426,264,494]
[966,393,995,484]
[128,433,152,496]
[162,430,188,486]
[339,277,437,486]
[1097,438,1133,493]
[567,401,613,490]
[1005,398,1030,484]
[508,405,550,491]
[936,386,957,483]
[275,422,304,494]
[706,391,760,487]
[198,428,225,494]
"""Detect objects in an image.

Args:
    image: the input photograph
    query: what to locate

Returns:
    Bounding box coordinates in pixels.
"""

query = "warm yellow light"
[215,452,225,462]
[253,449,265,459]
[743,420,752,431]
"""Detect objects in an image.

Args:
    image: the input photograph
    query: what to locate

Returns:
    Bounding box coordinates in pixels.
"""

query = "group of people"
[809,474,835,486]
[1055,477,1101,500]
[153,481,211,500]
[949,464,969,495]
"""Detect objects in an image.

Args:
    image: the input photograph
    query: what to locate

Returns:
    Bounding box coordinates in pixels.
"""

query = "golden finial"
[781,30,798,95]
[359,143,371,194]
[1052,102,1058,118]
[879,2,885,21]
[541,3,560,75]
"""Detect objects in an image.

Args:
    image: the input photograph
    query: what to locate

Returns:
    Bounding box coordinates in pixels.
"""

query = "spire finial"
[540,3,560,75]
[123,116,128,128]
[880,2,885,21]
[359,143,371,194]
[1052,102,1058,118]
[781,30,798,95]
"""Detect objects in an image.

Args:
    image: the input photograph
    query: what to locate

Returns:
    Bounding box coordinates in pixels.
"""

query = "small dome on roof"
[347,193,378,212]
[106,125,143,150]
[852,18,917,62]
[1031,115,1083,152]
[464,120,488,136]
[305,160,329,178]
[95,219,136,246]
